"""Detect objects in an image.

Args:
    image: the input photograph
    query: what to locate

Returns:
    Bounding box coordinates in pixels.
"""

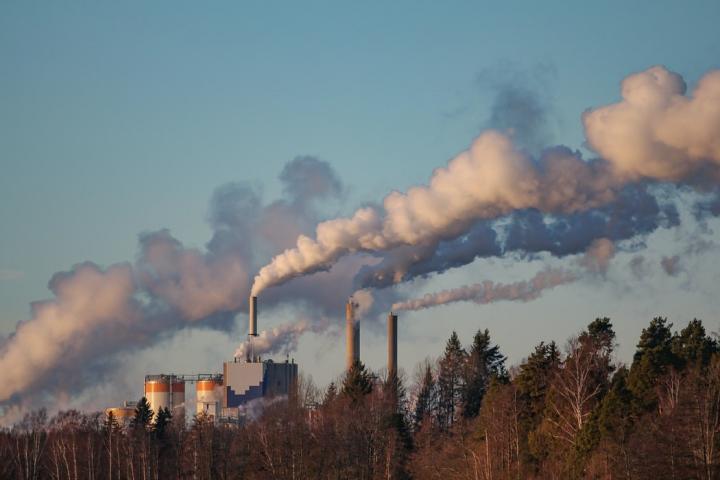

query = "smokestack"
[345,299,359,371]
[387,312,397,379]
[249,296,258,337]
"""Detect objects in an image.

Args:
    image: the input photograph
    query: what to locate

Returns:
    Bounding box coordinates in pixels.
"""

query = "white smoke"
[0,156,349,411]
[583,67,720,182]
[391,267,576,312]
[0,263,139,403]
[253,67,720,296]
[234,320,311,360]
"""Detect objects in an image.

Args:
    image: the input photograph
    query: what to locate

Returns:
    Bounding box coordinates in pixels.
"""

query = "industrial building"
[107,295,399,423]
[222,358,298,417]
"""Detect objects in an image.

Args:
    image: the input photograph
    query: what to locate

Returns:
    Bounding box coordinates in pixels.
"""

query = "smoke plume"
[253,67,720,296]
[0,156,349,410]
[391,267,576,312]
[235,320,311,360]
[3,66,720,420]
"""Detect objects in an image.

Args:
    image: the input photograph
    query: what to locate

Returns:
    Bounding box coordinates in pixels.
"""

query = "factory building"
[106,297,300,424]
[222,358,298,416]
[106,296,407,424]
[220,296,299,416]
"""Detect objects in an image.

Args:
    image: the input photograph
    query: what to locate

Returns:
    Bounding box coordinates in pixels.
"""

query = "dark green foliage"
[132,396,154,428]
[437,331,467,429]
[515,341,561,471]
[154,406,172,438]
[341,360,373,401]
[413,361,437,430]
[597,366,635,440]
[462,328,507,418]
[628,317,676,408]
[672,318,717,368]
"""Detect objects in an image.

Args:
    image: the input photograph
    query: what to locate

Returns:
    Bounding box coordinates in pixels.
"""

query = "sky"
[1,1,720,418]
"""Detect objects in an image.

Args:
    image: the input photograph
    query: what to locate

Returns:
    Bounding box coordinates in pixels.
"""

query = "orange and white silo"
[145,377,171,414]
[171,379,185,418]
[145,375,185,419]
[196,378,223,417]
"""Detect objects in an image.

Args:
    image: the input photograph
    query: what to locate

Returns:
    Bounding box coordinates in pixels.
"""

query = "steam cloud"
[253,66,720,296]
[235,320,311,360]
[3,66,720,419]
[391,267,576,312]
[0,156,350,409]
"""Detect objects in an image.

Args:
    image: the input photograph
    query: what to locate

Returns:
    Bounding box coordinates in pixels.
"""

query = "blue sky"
[1,1,720,407]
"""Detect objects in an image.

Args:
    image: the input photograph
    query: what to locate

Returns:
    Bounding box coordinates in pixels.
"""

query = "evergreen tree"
[516,341,561,472]
[628,317,676,408]
[583,317,615,355]
[437,331,466,429]
[414,362,437,430]
[596,366,635,448]
[580,317,616,397]
[672,318,717,369]
[132,396,155,429]
[342,360,373,402]
[462,328,506,418]
[154,406,172,438]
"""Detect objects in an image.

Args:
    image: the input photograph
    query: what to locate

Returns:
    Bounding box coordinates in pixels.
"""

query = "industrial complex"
[106,296,399,424]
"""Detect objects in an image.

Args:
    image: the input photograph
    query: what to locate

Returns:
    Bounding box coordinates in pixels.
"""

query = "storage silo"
[105,403,136,427]
[171,378,185,418]
[144,376,170,413]
[144,375,185,419]
[196,377,223,418]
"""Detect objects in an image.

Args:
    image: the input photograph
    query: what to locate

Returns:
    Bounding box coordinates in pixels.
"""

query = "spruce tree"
[154,406,172,438]
[437,331,466,429]
[414,362,437,430]
[628,317,676,408]
[672,318,717,369]
[342,360,373,402]
[462,328,506,418]
[132,396,154,429]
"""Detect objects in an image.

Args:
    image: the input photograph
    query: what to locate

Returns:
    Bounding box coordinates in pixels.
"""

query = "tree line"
[2,315,720,479]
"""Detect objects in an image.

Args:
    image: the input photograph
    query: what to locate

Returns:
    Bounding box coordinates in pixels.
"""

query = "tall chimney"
[346,299,359,371]
[387,312,398,379]
[249,296,258,336]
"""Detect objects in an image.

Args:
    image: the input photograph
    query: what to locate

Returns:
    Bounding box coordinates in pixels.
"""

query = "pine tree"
[672,318,717,369]
[414,362,437,430]
[132,396,154,429]
[154,407,172,438]
[628,317,676,408]
[437,331,466,429]
[342,360,373,402]
[516,341,561,472]
[462,328,506,418]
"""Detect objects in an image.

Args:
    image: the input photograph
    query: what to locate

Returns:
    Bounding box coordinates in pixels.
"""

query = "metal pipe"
[388,312,398,379]
[249,296,258,336]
